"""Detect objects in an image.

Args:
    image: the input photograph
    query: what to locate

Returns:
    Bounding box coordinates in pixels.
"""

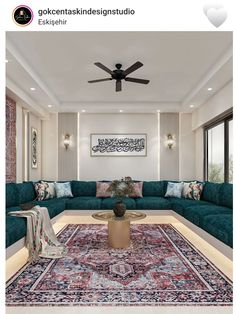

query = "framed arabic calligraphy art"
[90,133,147,157]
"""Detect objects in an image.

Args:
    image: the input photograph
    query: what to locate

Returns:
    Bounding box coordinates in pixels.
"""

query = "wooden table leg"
[108,220,130,248]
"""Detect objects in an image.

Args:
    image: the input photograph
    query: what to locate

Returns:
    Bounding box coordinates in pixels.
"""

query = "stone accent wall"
[6,96,16,183]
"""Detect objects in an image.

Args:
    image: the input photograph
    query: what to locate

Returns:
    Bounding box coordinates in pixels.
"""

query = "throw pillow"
[54,182,73,198]
[165,182,183,198]
[34,182,51,201]
[41,181,56,198]
[182,181,197,198]
[188,182,204,200]
[96,182,112,198]
[129,182,143,198]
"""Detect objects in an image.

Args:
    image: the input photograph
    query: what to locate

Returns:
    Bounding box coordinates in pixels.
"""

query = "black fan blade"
[116,80,122,92]
[94,62,114,75]
[125,77,150,84]
[123,61,143,75]
[88,78,112,83]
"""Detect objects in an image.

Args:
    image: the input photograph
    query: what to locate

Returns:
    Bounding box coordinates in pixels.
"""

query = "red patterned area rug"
[6,224,232,306]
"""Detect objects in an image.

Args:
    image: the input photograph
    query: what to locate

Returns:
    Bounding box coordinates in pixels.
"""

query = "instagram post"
[1,1,234,313]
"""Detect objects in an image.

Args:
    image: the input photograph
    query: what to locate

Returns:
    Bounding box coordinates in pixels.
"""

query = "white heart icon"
[203,4,223,16]
[206,8,227,27]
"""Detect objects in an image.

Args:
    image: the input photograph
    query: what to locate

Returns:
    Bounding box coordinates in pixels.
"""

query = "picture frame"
[31,127,38,168]
[90,133,147,157]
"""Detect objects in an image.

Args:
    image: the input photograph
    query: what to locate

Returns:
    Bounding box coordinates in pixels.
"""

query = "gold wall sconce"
[64,134,71,150]
[166,134,175,149]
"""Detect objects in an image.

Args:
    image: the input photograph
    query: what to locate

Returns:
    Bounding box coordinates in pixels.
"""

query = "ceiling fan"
[88,61,150,92]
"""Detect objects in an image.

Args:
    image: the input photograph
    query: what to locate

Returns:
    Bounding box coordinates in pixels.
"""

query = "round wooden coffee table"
[92,211,146,249]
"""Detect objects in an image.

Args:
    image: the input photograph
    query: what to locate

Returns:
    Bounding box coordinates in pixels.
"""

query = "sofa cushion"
[17,182,36,204]
[184,205,232,227]
[6,183,19,208]
[142,181,165,197]
[54,182,73,198]
[169,198,210,214]
[41,181,56,198]
[66,197,102,209]
[201,182,221,205]
[219,183,233,209]
[34,182,53,201]
[32,198,67,218]
[101,197,136,210]
[165,182,183,198]
[96,182,111,198]
[71,181,96,197]
[130,182,143,198]
[6,215,27,248]
[186,182,204,200]
[201,214,233,247]
[135,196,171,209]
[182,181,196,198]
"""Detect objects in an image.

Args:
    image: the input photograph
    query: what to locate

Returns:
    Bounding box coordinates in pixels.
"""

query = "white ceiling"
[6,31,232,118]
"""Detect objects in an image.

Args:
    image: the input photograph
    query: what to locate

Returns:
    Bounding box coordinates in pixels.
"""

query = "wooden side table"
[92,211,146,248]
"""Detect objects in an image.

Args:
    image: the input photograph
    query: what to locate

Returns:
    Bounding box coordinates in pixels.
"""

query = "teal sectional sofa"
[6,180,233,249]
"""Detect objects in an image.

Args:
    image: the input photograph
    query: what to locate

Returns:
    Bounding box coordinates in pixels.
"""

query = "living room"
[5,31,233,312]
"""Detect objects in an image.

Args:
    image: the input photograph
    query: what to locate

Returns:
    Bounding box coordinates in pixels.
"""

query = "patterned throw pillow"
[54,182,73,198]
[165,182,183,198]
[187,182,204,200]
[129,182,143,198]
[41,181,56,198]
[34,182,52,201]
[182,181,197,198]
[96,182,112,198]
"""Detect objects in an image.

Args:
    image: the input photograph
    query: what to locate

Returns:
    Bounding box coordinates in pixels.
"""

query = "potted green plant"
[107,177,135,217]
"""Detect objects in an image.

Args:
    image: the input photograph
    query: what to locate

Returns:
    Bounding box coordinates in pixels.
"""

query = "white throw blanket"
[8,206,68,261]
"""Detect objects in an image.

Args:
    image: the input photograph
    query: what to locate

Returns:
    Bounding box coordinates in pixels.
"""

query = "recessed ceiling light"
[190,104,194,108]
[119,110,123,113]
[82,109,86,113]
[48,105,52,108]
[30,87,36,91]
[207,87,213,91]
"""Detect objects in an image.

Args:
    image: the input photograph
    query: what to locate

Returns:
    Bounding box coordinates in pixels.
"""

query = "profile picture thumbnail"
[13,5,33,26]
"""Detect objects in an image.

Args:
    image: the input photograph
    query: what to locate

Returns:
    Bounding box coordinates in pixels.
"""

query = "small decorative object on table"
[107,176,135,217]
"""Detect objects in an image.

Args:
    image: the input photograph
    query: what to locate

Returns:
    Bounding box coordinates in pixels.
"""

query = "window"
[204,113,233,183]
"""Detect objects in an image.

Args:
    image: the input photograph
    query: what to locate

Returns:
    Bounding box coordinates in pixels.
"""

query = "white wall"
[16,104,23,182]
[42,113,58,181]
[58,113,78,181]
[179,113,195,181]
[79,113,159,180]
[160,113,179,180]
[192,81,232,130]
[28,113,42,181]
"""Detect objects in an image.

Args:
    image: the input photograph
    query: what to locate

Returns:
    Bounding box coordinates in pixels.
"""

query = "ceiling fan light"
[88,61,149,92]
